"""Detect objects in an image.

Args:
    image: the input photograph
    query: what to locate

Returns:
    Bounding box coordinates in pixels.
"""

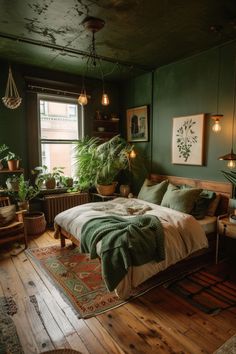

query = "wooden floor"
[0,230,236,354]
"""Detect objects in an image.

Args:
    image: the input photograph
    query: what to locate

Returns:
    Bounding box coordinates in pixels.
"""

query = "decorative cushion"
[207,193,221,216]
[191,190,216,220]
[137,179,169,204]
[0,205,16,227]
[161,183,202,214]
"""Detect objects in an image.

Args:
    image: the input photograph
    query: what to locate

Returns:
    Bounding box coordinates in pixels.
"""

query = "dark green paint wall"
[0,61,119,179]
[121,40,236,183]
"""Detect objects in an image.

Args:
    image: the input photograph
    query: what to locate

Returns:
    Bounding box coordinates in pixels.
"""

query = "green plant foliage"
[7,174,40,202]
[74,135,133,190]
[33,165,65,188]
[221,169,236,185]
[0,144,9,159]
[176,119,198,162]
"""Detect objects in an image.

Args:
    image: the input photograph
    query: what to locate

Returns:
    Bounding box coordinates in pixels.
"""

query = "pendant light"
[211,47,223,133]
[79,17,110,106]
[218,57,236,169]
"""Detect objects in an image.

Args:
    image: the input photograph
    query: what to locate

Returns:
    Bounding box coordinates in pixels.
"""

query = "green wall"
[121,40,236,183]
[0,60,120,179]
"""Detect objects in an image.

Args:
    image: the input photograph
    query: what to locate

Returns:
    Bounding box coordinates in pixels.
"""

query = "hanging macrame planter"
[2,66,22,109]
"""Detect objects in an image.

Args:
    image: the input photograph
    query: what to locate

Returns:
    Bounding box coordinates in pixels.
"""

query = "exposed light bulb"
[227,160,236,169]
[212,119,221,133]
[130,149,136,159]
[78,92,88,106]
[101,93,109,106]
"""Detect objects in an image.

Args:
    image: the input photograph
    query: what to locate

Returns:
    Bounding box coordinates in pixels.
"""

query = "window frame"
[37,93,84,169]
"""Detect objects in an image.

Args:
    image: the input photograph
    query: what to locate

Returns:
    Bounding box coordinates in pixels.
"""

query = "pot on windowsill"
[96,182,117,196]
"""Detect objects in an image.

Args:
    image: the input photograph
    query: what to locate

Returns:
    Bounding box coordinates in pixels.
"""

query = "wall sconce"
[211,47,224,132]
[218,57,236,169]
[129,149,136,159]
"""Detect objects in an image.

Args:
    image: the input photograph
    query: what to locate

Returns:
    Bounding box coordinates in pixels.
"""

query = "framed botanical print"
[126,105,149,142]
[172,114,205,165]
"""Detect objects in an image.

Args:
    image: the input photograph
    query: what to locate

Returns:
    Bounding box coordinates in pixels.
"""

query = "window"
[38,96,82,177]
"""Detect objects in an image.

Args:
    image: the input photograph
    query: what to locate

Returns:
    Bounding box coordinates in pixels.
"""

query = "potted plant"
[0,144,9,170]
[6,174,40,211]
[4,151,21,171]
[74,135,133,195]
[59,175,74,188]
[33,165,65,189]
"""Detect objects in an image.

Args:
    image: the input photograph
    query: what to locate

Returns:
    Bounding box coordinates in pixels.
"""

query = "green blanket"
[80,215,165,291]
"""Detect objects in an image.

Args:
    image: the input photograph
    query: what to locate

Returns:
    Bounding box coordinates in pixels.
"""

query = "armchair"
[0,196,27,249]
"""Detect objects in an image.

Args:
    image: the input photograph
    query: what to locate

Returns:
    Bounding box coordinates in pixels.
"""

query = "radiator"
[43,192,89,226]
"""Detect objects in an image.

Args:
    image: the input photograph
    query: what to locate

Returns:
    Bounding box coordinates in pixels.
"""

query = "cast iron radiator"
[43,192,89,226]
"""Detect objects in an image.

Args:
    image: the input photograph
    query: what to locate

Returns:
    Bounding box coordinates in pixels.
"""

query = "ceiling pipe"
[0,31,154,73]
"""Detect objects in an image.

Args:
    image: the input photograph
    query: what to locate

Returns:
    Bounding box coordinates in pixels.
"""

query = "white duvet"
[54,198,208,299]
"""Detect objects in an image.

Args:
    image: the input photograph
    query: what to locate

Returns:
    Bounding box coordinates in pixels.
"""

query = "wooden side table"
[216,214,236,264]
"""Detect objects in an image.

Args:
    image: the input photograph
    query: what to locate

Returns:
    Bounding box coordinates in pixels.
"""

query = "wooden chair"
[0,196,28,249]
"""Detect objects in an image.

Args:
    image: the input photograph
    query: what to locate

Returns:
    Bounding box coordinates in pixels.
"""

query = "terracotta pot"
[96,182,117,196]
[7,159,19,171]
[45,178,56,189]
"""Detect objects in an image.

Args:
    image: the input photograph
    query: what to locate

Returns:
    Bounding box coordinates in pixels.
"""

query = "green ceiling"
[1,0,236,80]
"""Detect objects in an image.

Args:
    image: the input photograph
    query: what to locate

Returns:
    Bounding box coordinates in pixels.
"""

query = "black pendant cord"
[216,47,221,114]
[231,57,236,152]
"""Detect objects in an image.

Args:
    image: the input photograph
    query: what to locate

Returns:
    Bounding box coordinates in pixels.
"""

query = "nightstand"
[216,215,236,264]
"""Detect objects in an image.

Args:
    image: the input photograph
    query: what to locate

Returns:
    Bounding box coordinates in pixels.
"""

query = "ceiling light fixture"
[78,16,110,106]
[211,47,223,133]
[218,57,236,169]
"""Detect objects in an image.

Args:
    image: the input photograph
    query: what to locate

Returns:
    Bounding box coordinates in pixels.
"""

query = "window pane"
[41,143,77,177]
[40,100,78,140]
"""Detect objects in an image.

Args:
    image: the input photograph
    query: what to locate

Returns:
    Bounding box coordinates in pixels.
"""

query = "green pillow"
[179,185,216,219]
[161,183,202,214]
[137,179,169,204]
[191,190,216,219]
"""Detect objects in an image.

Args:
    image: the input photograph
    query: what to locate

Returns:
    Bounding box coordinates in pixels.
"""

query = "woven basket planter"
[24,212,46,235]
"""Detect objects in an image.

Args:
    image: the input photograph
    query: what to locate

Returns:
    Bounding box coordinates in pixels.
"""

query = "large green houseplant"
[74,135,133,195]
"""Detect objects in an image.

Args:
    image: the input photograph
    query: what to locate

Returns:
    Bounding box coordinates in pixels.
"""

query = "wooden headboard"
[149,174,233,215]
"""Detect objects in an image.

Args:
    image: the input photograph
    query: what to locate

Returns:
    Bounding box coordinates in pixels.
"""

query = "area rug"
[213,334,236,354]
[167,268,236,315]
[0,296,24,354]
[26,245,203,319]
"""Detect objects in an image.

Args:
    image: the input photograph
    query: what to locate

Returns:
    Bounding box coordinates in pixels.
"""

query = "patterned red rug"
[27,245,174,318]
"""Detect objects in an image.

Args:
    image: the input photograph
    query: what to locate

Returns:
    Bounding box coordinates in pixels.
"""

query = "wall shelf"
[0,168,24,174]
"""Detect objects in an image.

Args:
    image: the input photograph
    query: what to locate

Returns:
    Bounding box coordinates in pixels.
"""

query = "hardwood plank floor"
[0,230,235,354]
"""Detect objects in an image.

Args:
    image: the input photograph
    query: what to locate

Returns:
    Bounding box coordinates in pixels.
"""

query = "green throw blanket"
[80,215,165,291]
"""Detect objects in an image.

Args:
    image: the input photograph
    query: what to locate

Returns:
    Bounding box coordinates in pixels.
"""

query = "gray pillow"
[0,205,16,227]
[137,179,169,204]
[161,183,202,214]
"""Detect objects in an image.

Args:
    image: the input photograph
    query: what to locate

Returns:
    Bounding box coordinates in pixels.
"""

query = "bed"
[54,174,232,299]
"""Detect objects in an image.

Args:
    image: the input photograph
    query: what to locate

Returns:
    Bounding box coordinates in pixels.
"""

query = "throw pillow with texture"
[137,179,169,205]
[161,183,202,214]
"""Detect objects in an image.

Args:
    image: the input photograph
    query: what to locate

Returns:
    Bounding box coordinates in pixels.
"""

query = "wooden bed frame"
[55,174,232,248]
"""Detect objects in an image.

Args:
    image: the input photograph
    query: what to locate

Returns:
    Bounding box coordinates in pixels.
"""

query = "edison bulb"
[227,160,236,169]
[78,93,88,106]
[212,120,221,133]
[101,93,109,106]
